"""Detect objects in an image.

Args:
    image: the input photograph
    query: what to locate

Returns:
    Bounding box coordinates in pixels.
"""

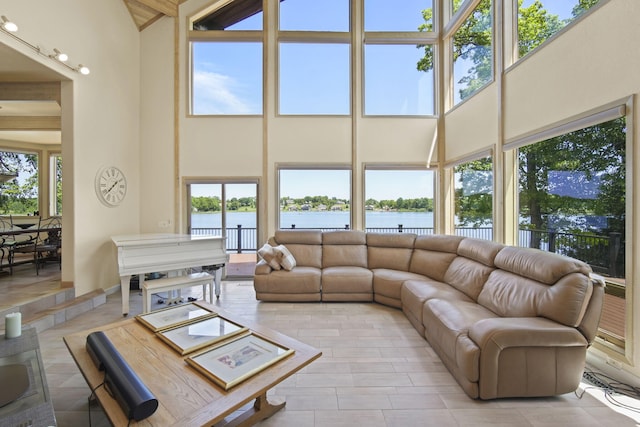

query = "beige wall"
[0,0,141,295]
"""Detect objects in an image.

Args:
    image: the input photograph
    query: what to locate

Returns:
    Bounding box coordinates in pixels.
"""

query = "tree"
[455,157,493,227]
[0,151,38,215]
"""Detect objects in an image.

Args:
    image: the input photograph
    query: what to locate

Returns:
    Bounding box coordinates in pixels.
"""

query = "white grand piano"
[111,234,228,316]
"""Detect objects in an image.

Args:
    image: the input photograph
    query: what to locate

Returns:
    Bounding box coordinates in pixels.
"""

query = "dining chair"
[12,217,62,275]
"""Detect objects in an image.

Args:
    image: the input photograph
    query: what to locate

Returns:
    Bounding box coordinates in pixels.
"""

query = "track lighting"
[0,14,90,76]
[1,15,17,32]
[52,48,68,62]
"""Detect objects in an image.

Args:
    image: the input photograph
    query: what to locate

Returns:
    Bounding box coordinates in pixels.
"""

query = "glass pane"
[193,0,263,30]
[454,157,493,240]
[279,169,351,229]
[364,44,434,116]
[364,169,434,234]
[279,0,349,31]
[191,184,222,235]
[192,42,263,115]
[0,151,39,215]
[518,0,600,58]
[365,0,433,32]
[279,43,350,115]
[452,0,492,105]
[517,116,626,343]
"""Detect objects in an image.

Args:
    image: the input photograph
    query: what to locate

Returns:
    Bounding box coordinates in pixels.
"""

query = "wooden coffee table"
[63,304,321,426]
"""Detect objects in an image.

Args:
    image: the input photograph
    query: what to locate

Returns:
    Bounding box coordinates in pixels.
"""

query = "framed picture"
[135,303,216,332]
[157,316,248,355]
[186,332,295,390]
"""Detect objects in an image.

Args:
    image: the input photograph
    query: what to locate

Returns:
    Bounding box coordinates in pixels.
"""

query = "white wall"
[0,0,141,295]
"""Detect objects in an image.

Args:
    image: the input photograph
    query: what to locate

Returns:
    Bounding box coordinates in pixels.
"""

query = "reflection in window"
[452,0,492,105]
[279,0,349,31]
[364,0,433,32]
[279,169,351,229]
[364,169,435,234]
[192,42,263,115]
[454,157,493,240]
[0,151,39,215]
[517,116,626,347]
[518,0,600,58]
[279,43,350,115]
[364,44,435,116]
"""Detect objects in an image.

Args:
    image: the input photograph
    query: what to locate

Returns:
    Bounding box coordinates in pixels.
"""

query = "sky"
[190,0,586,199]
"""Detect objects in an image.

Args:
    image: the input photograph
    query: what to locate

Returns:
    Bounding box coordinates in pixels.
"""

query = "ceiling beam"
[0,82,61,105]
[134,0,178,17]
[0,116,61,131]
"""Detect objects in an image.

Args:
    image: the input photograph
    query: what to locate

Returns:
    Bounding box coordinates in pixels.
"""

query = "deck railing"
[190,225,623,279]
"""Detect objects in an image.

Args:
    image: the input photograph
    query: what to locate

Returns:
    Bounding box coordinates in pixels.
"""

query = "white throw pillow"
[274,244,297,271]
[257,243,281,270]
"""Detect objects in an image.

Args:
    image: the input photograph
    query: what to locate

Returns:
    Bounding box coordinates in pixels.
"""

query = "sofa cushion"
[322,230,368,268]
[274,244,297,271]
[321,266,373,300]
[257,243,281,270]
[371,269,426,307]
[401,279,473,334]
[423,299,498,382]
[456,238,504,267]
[253,266,321,295]
[479,247,594,327]
[409,249,457,282]
[273,230,322,268]
[367,233,416,271]
[444,257,494,301]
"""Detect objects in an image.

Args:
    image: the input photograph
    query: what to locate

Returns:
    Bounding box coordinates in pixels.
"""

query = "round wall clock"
[95,166,127,207]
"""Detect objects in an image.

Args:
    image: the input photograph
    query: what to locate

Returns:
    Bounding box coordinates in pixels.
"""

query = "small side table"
[0,327,56,426]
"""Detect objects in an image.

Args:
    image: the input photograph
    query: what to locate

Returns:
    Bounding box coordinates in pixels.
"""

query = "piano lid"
[111,233,225,247]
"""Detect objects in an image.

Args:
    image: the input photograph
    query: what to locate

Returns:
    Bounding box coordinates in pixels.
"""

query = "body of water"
[192,211,436,229]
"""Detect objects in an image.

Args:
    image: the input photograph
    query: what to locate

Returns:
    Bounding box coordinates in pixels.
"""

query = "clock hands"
[105,178,122,195]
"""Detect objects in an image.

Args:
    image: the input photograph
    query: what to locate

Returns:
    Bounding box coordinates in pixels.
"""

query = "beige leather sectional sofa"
[254,229,604,400]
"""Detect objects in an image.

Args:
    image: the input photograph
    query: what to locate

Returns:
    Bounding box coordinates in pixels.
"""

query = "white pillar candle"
[5,312,22,339]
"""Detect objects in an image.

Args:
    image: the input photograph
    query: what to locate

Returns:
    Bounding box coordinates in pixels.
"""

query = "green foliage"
[191,196,221,212]
[0,152,39,215]
[455,157,493,227]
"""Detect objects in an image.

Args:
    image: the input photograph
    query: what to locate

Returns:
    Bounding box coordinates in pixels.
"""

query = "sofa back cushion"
[367,233,416,271]
[477,246,594,327]
[444,257,494,301]
[274,230,323,269]
[409,235,463,281]
[322,230,368,268]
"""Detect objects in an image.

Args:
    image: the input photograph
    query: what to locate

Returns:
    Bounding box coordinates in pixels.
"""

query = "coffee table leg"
[217,393,285,427]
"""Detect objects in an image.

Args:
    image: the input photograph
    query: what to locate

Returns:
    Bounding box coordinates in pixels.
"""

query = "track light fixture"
[0,14,90,76]
[52,48,68,62]
[1,15,17,32]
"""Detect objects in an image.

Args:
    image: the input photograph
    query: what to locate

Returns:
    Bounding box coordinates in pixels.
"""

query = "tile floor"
[34,281,640,426]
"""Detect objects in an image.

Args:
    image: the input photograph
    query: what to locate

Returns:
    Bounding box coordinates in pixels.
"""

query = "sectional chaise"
[253,229,605,400]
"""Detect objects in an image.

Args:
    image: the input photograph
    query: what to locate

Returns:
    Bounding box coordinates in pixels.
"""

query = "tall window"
[364,168,435,234]
[278,0,350,115]
[364,0,435,116]
[278,168,351,229]
[517,114,626,348]
[452,0,493,105]
[454,156,493,240]
[190,0,263,115]
[0,150,39,216]
[279,43,350,115]
[517,0,601,59]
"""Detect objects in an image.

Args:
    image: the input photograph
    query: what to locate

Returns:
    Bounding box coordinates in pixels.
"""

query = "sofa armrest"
[469,317,588,349]
[255,259,272,275]
[469,317,589,399]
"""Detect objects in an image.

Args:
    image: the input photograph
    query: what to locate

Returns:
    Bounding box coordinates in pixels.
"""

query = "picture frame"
[157,316,248,355]
[186,331,295,390]
[135,302,216,332]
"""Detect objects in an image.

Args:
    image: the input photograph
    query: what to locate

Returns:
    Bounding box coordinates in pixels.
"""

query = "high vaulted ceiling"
[123,0,182,31]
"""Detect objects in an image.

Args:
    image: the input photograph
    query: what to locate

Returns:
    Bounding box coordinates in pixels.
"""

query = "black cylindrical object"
[86,331,159,421]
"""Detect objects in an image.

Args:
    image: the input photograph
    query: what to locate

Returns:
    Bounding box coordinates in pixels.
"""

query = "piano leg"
[120,274,132,316]
[214,268,222,298]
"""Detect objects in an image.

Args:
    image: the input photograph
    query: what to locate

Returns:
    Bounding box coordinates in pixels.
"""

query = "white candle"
[5,312,22,339]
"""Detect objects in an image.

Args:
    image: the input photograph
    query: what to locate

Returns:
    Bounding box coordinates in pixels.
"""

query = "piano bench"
[142,272,214,313]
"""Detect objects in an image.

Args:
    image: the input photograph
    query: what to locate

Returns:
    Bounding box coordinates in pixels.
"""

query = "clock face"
[95,166,127,207]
